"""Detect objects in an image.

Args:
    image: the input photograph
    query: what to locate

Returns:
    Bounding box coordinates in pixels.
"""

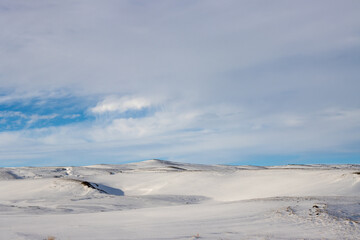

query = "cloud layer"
[0,0,359,166]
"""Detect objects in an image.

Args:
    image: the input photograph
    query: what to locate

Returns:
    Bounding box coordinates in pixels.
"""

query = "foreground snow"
[0,160,359,239]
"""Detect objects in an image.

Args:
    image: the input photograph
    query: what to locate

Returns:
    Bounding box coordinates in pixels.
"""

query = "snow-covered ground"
[0,160,359,239]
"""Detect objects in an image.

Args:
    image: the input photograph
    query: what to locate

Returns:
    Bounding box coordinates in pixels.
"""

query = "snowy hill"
[0,160,360,239]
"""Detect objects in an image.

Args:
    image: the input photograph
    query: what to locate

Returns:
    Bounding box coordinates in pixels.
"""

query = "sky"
[0,0,360,167]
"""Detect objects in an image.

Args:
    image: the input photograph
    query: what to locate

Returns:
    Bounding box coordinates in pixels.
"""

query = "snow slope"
[0,160,359,239]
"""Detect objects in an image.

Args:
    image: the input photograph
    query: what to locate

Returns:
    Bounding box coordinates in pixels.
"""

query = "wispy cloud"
[91,96,152,114]
[0,111,27,119]
[26,113,58,126]
[63,114,81,119]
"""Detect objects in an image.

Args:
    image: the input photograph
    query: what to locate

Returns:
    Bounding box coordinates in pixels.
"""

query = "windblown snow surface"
[0,160,360,239]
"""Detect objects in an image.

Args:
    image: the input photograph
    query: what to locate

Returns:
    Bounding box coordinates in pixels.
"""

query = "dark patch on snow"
[0,171,23,179]
[78,180,124,196]
[168,166,187,171]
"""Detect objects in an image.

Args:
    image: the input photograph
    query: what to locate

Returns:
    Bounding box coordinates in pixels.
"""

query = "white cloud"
[91,96,152,114]
[27,114,58,126]
[0,111,27,119]
[63,114,81,119]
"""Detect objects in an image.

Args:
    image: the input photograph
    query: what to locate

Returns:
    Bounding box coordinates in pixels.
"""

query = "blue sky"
[0,0,360,167]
